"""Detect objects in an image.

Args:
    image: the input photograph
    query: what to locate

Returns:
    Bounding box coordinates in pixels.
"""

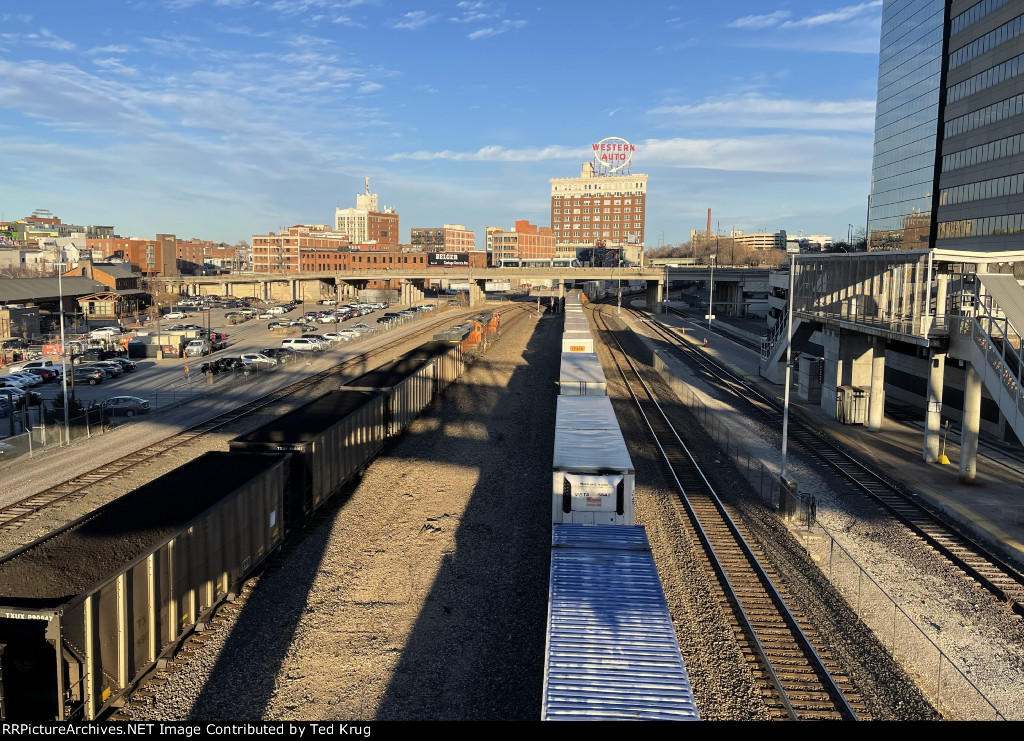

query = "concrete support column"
[868,338,886,432]
[219,282,228,296]
[923,350,946,463]
[290,279,299,302]
[558,279,565,299]
[935,273,949,331]
[645,280,664,313]
[959,363,982,484]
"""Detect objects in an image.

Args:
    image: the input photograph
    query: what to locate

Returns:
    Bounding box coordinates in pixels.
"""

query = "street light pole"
[57,253,70,444]
[781,252,797,480]
[707,253,717,330]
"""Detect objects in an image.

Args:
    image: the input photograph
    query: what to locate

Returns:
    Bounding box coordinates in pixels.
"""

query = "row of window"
[551,190,644,196]
[553,216,643,222]
[551,198,639,205]
[938,171,1024,206]
[942,131,1023,171]
[937,212,1024,239]
[947,52,1024,104]
[952,0,1015,36]
[555,231,631,238]
[553,207,643,214]
[944,92,1024,137]
[949,13,1023,69]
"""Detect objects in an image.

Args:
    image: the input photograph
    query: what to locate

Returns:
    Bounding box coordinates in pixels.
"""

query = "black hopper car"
[0,341,467,720]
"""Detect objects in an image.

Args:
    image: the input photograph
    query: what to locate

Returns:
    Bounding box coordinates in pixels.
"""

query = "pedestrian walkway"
[646,301,1024,567]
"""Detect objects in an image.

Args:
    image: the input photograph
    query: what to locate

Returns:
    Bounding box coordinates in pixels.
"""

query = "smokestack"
[706,209,711,238]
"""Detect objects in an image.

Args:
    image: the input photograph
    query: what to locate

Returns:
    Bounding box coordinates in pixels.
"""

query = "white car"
[164,311,187,320]
[258,311,274,319]
[239,352,278,367]
[350,323,373,334]
[318,314,338,324]
[269,306,287,315]
[90,326,124,336]
[7,371,43,386]
[0,375,28,388]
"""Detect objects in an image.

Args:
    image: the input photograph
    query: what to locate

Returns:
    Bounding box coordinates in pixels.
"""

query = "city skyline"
[0,1,884,245]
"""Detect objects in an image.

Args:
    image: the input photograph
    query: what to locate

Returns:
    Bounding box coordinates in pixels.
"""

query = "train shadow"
[369,314,560,720]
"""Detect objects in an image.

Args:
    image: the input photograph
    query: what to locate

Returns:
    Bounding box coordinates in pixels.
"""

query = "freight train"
[0,339,472,721]
[541,291,699,721]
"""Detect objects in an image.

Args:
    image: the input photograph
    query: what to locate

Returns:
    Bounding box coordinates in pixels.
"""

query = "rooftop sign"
[593,137,635,174]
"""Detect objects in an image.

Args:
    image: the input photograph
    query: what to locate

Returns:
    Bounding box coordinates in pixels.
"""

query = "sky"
[0,1,885,247]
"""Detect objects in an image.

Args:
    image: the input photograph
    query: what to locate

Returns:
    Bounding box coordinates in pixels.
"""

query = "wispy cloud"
[388,144,586,162]
[450,1,500,23]
[386,135,871,175]
[729,2,881,30]
[467,19,526,40]
[729,10,791,29]
[649,94,876,132]
[392,11,439,30]
[781,1,882,28]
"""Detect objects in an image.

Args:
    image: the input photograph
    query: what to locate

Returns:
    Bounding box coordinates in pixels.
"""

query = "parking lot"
[0,299,442,440]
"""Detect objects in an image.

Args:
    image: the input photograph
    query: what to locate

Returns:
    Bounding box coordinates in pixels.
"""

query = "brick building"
[489,220,557,264]
[334,182,399,248]
[410,224,476,251]
[251,225,352,273]
[86,233,178,277]
[550,162,647,259]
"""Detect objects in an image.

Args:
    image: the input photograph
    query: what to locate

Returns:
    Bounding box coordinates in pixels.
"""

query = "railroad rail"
[591,304,863,720]
[636,307,1024,618]
[0,306,526,535]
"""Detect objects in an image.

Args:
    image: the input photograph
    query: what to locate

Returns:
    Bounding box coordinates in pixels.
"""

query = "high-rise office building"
[868,0,1024,253]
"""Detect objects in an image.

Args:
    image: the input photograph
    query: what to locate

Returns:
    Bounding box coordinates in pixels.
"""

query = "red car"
[25,367,59,383]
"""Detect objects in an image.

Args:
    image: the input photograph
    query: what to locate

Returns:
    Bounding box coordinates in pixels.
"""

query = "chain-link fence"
[647,348,1006,720]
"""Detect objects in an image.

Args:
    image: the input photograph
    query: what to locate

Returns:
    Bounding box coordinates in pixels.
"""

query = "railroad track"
[0,307,527,534]
[635,307,1024,618]
[592,305,863,720]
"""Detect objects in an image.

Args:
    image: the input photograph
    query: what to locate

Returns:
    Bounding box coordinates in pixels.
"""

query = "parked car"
[0,386,42,408]
[280,337,323,353]
[72,367,104,385]
[0,375,29,389]
[164,311,187,320]
[258,311,274,319]
[77,363,120,379]
[259,348,295,362]
[350,323,373,334]
[7,371,43,387]
[239,352,278,367]
[107,358,138,372]
[25,367,59,382]
[104,396,151,418]
[10,359,60,375]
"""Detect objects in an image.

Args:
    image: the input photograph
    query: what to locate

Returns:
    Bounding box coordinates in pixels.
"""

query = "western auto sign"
[427,252,470,267]
[593,137,635,173]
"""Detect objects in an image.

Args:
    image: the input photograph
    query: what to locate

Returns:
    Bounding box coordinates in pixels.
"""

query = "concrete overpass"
[149,266,672,310]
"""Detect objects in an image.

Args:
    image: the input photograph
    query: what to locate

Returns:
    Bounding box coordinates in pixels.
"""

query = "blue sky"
[0,1,884,246]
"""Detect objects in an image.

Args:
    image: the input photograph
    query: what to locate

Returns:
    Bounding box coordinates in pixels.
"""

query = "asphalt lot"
[2,301,438,430]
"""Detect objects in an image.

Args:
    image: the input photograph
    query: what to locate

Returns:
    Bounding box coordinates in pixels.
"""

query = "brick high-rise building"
[550,159,648,260]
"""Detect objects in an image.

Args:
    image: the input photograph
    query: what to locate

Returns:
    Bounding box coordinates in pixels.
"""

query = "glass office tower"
[868,0,1024,254]
[868,0,947,251]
